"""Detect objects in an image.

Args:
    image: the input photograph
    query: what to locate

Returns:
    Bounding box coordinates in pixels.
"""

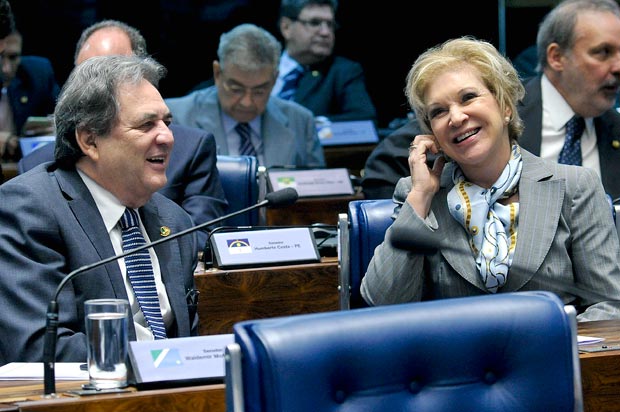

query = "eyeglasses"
[220,77,272,100]
[293,18,339,31]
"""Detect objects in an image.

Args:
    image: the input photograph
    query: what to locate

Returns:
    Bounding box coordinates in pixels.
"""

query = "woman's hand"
[406,134,446,218]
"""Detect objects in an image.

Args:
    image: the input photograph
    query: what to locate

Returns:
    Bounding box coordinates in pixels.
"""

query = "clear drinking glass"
[84,298,129,389]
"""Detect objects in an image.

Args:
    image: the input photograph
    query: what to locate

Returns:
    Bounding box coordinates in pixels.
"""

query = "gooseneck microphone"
[43,187,298,396]
[388,225,611,303]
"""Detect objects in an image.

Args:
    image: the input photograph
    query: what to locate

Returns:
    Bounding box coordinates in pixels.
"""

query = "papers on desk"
[578,335,605,345]
[0,362,88,380]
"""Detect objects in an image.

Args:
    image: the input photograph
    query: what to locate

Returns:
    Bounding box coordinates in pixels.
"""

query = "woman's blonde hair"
[405,36,525,140]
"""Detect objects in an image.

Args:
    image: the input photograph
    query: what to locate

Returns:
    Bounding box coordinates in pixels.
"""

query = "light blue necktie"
[278,66,304,100]
[558,116,585,166]
[120,208,167,340]
[236,122,257,157]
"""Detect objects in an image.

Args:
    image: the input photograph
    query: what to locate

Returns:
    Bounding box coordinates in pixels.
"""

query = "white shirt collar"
[76,168,126,232]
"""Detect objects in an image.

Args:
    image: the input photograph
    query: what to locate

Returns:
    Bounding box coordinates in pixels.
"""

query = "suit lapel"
[56,168,128,299]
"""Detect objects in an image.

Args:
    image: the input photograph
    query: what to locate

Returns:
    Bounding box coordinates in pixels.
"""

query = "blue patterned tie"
[558,116,585,166]
[236,122,257,157]
[278,66,304,100]
[119,208,167,340]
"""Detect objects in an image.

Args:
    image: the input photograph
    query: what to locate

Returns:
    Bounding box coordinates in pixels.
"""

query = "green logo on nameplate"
[277,176,297,188]
[150,348,183,368]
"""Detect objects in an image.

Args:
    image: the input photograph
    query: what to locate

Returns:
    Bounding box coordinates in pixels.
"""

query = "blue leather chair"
[17,143,260,226]
[225,291,582,412]
[216,155,259,226]
[338,199,395,309]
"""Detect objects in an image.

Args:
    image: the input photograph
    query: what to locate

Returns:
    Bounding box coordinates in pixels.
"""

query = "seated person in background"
[73,19,227,248]
[519,0,620,201]
[0,30,59,161]
[0,55,199,365]
[273,0,377,123]
[166,23,325,168]
[360,37,620,321]
[361,115,422,199]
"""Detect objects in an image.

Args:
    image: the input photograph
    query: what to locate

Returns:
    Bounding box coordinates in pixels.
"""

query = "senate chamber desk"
[0,320,620,411]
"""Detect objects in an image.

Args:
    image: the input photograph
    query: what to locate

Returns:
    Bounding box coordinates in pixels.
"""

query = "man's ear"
[75,128,98,159]
[546,43,565,71]
[280,17,293,40]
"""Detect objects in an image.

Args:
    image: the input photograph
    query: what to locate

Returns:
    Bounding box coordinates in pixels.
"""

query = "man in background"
[274,0,377,124]
[0,30,59,161]
[166,23,325,168]
[0,0,14,181]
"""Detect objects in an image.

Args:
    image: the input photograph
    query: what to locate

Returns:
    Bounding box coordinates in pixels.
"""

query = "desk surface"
[1,319,618,412]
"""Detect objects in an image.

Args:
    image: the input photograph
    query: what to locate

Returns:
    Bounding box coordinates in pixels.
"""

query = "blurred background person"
[273,0,377,124]
[0,29,59,161]
[166,23,325,168]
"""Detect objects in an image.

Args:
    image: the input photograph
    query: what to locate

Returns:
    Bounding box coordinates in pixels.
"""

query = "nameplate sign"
[128,333,234,389]
[317,119,379,146]
[210,227,320,269]
[268,168,354,197]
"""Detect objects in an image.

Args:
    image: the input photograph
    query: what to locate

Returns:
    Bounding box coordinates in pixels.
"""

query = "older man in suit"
[166,23,325,169]
[0,55,199,365]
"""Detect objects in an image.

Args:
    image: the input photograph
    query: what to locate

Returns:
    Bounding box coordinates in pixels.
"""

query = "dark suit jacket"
[294,55,377,123]
[0,165,199,364]
[17,124,228,248]
[8,56,60,135]
[518,76,620,200]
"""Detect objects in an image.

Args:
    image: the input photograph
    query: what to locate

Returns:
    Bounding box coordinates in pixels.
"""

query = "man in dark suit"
[273,0,377,123]
[74,20,227,248]
[517,0,620,200]
[0,55,199,364]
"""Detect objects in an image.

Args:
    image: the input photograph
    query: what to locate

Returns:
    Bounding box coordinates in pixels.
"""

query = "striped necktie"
[278,66,304,100]
[119,208,167,340]
[236,122,257,157]
[558,115,585,166]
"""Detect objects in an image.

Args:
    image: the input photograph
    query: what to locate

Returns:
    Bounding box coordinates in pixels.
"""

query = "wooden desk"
[265,193,363,226]
[578,320,620,412]
[0,380,225,412]
[194,257,339,335]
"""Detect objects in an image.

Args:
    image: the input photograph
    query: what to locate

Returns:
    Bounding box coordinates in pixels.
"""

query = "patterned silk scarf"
[447,144,522,293]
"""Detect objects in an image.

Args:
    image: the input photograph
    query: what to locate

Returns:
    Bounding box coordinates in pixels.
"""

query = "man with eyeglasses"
[166,23,325,168]
[0,30,59,162]
[273,0,377,124]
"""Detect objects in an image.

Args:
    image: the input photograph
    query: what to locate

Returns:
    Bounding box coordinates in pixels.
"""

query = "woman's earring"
[504,116,510,124]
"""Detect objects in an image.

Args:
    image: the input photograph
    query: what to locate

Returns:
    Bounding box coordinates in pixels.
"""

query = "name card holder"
[210,227,321,269]
[267,167,354,197]
[128,334,234,390]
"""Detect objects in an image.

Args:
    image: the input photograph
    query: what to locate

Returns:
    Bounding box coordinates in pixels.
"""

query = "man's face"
[213,61,275,123]
[1,32,20,86]
[78,79,174,208]
[281,5,336,66]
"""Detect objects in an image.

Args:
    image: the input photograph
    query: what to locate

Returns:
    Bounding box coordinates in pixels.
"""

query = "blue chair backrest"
[216,155,259,226]
[338,199,395,309]
[226,291,582,412]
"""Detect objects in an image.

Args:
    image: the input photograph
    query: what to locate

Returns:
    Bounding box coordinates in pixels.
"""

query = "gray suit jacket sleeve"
[361,149,620,321]
[0,166,198,365]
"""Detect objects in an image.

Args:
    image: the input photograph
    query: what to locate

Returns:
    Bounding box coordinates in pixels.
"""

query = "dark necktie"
[236,122,257,157]
[119,208,167,340]
[558,115,585,166]
[278,66,304,100]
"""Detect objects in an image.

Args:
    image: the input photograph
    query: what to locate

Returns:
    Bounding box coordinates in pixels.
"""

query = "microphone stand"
[43,188,297,396]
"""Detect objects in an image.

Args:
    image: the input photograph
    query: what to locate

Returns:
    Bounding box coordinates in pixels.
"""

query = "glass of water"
[84,298,129,389]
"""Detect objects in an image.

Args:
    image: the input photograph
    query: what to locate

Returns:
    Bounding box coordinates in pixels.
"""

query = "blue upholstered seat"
[338,199,395,309]
[225,291,582,412]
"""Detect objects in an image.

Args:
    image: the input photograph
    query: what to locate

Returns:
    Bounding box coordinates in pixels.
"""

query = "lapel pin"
[311,70,319,77]
[160,226,171,237]
[20,96,28,104]
[612,140,620,149]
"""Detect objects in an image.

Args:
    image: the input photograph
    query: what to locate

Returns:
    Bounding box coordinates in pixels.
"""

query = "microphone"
[388,225,611,303]
[43,187,298,396]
